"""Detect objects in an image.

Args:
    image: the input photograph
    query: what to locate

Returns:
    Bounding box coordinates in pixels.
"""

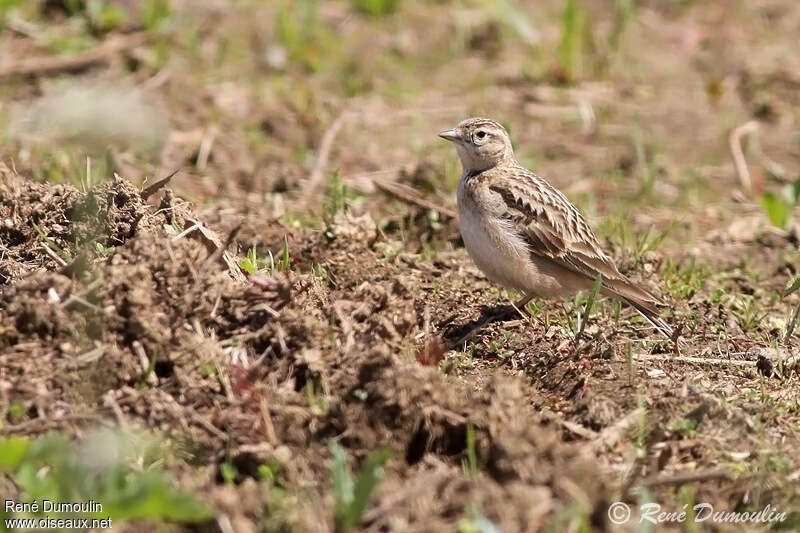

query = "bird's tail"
[627,299,679,343]
[603,279,681,345]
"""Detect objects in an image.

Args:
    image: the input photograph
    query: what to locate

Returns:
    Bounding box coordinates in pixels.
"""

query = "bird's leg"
[513,292,536,313]
[552,300,569,324]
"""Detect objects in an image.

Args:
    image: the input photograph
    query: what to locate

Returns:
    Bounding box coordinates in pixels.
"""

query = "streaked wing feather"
[522,221,565,256]
[480,161,676,341]
[489,166,668,313]
[489,166,624,285]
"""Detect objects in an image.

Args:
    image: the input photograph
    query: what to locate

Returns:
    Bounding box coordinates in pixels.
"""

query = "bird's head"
[439,118,514,172]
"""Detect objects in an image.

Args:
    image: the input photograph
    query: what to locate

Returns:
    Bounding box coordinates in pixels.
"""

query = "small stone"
[264,45,288,70]
[47,287,61,303]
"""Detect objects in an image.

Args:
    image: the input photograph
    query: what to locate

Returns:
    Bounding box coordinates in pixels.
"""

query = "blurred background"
[2,0,799,250]
[3,2,800,530]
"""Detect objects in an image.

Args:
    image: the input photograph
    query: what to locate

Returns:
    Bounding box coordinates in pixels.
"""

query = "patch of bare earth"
[1,170,616,531]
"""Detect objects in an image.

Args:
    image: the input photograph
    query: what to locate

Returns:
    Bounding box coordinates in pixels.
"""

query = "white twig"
[216,515,235,533]
[306,111,352,199]
[132,340,157,386]
[139,66,171,91]
[0,32,151,78]
[541,410,598,440]
[259,398,278,444]
[729,120,759,192]
[785,302,800,343]
[588,408,644,452]
[576,99,595,135]
[39,241,67,266]
[171,222,201,240]
[640,468,730,487]
[185,406,228,440]
[372,178,457,218]
[196,127,218,172]
[634,354,756,367]
[103,391,128,430]
[5,14,46,44]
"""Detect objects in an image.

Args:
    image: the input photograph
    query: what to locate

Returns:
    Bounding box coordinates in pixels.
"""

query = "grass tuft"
[463,423,478,475]
[760,178,800,229]
[557,0,586,82]
[350,0,400,17]
[330,443,392,533]
[783,275,800,341]
[325,170,348,220]
[239,245,266,275]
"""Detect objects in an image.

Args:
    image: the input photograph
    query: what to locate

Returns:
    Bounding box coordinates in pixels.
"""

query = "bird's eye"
[476,131,486,139]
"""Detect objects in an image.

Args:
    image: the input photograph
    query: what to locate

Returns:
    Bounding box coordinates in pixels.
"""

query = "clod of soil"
[1,170,613,531]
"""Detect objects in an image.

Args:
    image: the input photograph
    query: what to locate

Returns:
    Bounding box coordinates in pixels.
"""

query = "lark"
[440,117,676,341]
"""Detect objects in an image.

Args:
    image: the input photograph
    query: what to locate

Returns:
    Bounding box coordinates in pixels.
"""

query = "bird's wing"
[488,165,665,309]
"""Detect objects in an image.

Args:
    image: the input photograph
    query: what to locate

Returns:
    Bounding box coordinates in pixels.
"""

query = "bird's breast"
[457,177,581,298]
[457,181,533,291]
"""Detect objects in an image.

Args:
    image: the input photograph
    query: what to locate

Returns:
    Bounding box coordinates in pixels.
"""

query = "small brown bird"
[440,117,675,340]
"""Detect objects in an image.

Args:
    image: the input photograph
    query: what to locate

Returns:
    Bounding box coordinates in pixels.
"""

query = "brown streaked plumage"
[439,117,676,340]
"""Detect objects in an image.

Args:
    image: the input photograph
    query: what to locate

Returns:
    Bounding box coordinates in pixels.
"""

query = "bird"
[439,117,676,341]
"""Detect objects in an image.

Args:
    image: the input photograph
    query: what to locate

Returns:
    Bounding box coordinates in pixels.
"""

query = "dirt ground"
[1,0,800,532]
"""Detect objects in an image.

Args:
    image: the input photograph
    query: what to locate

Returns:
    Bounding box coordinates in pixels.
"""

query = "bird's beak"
[438,129,461,143]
